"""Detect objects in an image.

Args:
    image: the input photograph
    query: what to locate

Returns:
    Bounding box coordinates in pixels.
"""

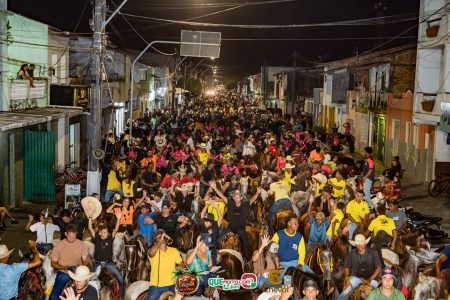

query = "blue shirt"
[188,249,211,273]
[442,245,450,270]
[138,212,156,245]
[308,218,330,245]
[276,229,303,262]
[0,262,28,299]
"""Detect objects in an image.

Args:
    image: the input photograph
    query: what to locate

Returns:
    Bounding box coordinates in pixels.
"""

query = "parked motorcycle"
[399,205,448,242]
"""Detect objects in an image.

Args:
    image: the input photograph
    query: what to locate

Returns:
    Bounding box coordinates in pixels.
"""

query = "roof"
[0,106,84,132]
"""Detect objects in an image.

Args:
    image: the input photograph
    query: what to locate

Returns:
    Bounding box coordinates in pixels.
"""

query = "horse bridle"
[317,248,334,274]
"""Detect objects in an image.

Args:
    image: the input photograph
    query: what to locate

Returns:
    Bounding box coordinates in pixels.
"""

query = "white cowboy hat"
[0,245,14,259]
[198,143,206,149]
[285,155,294,161]
[269,137,276,142]
[68,266,95,281]
[176,183,192,192]
[81,196,102,220]
[349,234,371,246]
[312,173,327,185]
[284,163,295,169]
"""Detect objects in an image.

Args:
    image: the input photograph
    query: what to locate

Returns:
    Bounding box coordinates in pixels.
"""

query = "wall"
[48,31,69,85]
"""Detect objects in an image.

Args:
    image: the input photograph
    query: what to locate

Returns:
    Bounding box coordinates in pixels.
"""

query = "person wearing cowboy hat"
[0,241,41,300]
[49,224,89,300]
[367,267,405,300]
[60,266,98,300]
[338,234,381,300]
[312,173,327,197]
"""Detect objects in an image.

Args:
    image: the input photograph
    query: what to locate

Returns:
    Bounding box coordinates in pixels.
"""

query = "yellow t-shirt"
[122,180,135,197]
[198,151,210,166]
[205,200,226,222]
[272,230,306,266]
[282,172,292,194]
[368,215,396,236]
[118,161,127,175]
[149,247,182,286]
[346,199,370,223]
[329,178,346,198]
[315,183,325,197]
[269,181,290,201]
[326,209,344,237]
[107,170,121,191]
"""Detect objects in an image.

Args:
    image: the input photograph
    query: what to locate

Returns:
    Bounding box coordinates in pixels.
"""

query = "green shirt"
[367,287,406,300]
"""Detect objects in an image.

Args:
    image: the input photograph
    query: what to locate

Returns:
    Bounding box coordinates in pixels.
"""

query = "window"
[139,69,147,81]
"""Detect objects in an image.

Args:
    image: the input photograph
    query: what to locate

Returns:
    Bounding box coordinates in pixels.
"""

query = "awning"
[0,106,84,132]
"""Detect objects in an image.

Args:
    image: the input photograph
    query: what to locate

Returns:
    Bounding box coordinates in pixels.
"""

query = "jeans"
[36,243,53,254]
[347,222,358,240]
[147,285,175,300]
[104,189,123,203]
[94,262,124,297]
[49,271,71,300]
[280,260,314,277]
[268,198,293,235]
[337,276,378,300]
[363,179,373,208]
[234,228,251,261]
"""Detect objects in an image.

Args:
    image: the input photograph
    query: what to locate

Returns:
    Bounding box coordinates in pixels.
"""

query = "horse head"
[176,220,198,253]
[219,232,241,252]
[217,252,244,280]
[413,273,440,300]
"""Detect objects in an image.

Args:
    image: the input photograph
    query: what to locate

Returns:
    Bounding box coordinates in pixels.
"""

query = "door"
[69,123,80,166]
[376,115,385,161]
[24,131,56,202]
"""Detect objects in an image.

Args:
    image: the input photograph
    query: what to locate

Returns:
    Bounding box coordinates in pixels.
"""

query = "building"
[413,0,450,179]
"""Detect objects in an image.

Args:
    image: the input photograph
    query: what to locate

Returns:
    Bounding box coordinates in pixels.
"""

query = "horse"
[176,218,200,253]
[98,267,121,300]
[124,280,149,300]
[123,235,149,286]
[306,244,336,298]
[18,270,45,300]
[330,236,351,292]
[284,266,326,300]
[413,272,440,300]
[272,210,297,234]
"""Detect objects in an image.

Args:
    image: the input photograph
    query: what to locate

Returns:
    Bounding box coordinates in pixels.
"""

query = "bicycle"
[427,176,450,198]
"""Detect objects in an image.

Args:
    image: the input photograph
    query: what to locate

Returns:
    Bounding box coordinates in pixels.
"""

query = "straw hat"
[176,183,192,192]
[312,173,327,185]
[269,137,275,142]
[81,196,102,220]
[0,245,14,259]
[68,266,95,281]
[285,155,294,161]
[284,163,295,169]
[349,234,371,246]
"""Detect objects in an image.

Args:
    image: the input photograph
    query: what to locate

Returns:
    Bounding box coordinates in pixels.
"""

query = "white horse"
[413,272,440,300]
[402,246,440,291]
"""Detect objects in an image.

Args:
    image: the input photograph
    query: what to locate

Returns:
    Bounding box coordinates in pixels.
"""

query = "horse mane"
[220,252,243,280]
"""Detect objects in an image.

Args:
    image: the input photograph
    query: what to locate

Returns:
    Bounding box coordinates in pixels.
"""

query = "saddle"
[349,283,373,300]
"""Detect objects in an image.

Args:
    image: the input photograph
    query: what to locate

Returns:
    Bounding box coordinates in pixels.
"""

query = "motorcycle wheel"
[428,180,442,197]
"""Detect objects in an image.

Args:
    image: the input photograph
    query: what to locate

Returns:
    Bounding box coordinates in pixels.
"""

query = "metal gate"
[24,131,55,201]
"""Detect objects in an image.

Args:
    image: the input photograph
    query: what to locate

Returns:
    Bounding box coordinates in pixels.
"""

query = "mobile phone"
[283,275,292,287]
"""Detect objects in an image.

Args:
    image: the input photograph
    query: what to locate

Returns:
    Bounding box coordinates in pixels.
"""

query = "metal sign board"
[180,30,221,58]
[65,184,81,196]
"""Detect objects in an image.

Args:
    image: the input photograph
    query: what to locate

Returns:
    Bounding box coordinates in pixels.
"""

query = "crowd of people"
[0,94,447,300]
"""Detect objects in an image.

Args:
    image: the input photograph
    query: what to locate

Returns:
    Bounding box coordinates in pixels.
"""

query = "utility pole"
[87,0,106,196]
[291,50,297,117]
[0,0,7,112]
[171,50,178,113]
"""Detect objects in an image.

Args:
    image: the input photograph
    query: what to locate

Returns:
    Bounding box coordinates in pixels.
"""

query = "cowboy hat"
[0,245,14,259]
[312,173,327,185]
[176,183,192,192]
[81,196,102,220]
[68,266,95,281]
[284,163,295,169]
[285,155,294,161]
[269,137,275,142]
[349,234,371,247]
[199,143,206,149]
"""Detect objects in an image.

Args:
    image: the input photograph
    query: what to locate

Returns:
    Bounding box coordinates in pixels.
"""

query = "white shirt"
[30,222,60,244]
[324,153,331,164]
[151,200,163,212]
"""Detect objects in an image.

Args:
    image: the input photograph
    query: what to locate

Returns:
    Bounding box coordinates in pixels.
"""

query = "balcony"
[7,79,49,111]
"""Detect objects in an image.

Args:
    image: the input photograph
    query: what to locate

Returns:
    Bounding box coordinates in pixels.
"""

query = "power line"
[116,12,418,29]
[121,0,295,10]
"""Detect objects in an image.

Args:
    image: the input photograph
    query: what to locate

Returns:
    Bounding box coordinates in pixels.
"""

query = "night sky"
[7,0,419,78]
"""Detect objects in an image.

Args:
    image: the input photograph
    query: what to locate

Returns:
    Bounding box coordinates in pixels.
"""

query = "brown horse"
[98,268,121,300]
[123,235,149,286]
[272,210,297,234]
[18,270,45,300]
[306,244,336,299]
[219,231,242,252]
[285,266,327,300]
[176,219,200,253]
[330,236,351,292]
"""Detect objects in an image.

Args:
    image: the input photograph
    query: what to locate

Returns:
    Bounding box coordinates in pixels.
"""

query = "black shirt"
[69,285,99,300]
[141,170,156,185]
[154,213,178,240]
[93,234,113,262]
[344,248,381,279]
[201,222,219,248]
[201,168,215,183]
[227,198,249,231]
[175,192,194,213]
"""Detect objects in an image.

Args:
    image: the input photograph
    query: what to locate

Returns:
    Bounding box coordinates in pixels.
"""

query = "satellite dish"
[92,149,105,160]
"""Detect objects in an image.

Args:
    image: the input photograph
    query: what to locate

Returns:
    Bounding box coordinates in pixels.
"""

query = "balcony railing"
[8,79,48,111]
